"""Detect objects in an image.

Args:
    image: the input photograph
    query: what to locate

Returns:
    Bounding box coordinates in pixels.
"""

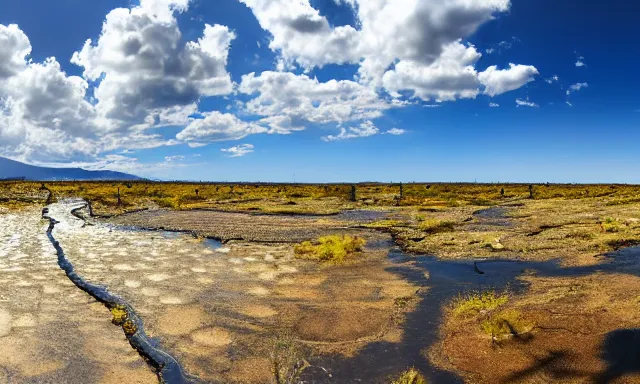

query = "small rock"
[490,243,505,251]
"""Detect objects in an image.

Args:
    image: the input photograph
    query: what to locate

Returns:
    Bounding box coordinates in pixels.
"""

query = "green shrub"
[601,217,622,232]
[450,290,509,317]
[418,219,455,234]
[481,309,533,338]
[294,235,366,264]
[391,368,426,384]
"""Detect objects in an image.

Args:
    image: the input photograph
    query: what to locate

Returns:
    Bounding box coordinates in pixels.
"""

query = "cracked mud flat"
[0,206,155,384]
[107,209,389,243]
[42,202,419,383]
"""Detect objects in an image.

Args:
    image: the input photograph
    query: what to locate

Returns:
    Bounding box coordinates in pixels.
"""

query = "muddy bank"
[54,205,420,383]
[429,244,640,383]
[107,209,387,243]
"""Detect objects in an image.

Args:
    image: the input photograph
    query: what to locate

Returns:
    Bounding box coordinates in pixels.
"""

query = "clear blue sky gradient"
[2,0,639,182]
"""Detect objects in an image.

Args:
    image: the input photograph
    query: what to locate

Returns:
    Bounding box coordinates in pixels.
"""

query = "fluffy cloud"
[221,144,254,157]
[322,121,379,141]
[176,112,268,145]
[478,63,539,96]
[244,1,516,75]
[239,71,393,132]
[516,98,538,108]
[71,2,235,127]
[0,0,239,164]
[382,42,482,102]
[237,0,360,70]
[567,82,588,95]
[242,0,536,103]
[489,102,500,107]
[384,128,406,135]
[575,56,586,67]
[0,24,30,79]
[0,25,105,161]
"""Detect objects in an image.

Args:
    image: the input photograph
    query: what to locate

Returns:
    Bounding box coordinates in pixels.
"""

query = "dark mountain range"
[0,157,142,181]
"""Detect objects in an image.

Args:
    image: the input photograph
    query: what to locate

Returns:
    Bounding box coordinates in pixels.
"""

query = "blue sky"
[0,0,638,182]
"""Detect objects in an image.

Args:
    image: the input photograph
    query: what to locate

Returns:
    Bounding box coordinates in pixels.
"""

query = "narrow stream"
[43,200,201,384]
[301,248,635,383]
[40,201,640,383]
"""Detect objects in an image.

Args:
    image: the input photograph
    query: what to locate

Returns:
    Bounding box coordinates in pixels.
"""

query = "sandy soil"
[107,208,386,243]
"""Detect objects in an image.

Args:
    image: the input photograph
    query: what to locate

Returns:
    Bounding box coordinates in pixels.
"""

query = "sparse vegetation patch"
[481,309,533,339]
[294,235,366,264]
[391,368,426,384]
[450,290,509,318]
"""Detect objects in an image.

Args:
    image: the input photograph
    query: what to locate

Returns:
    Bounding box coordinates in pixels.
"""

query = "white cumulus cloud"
[478,63,539,97]
[384,128,406,135]
[322,121,380,141]
[516,98,539,108]
[239,71,394,132]
[221,144,254,157]
[240,0,535,101]
[176,112,268,146]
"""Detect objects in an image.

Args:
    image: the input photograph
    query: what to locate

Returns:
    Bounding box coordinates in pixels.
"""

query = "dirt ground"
[431,270,640,383]
[49,203,419,383]
[107,208,386,243]
[2,184,640,383]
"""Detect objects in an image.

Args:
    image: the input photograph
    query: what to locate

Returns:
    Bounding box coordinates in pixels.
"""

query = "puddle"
[202,238,223,250]
[334,210,390,222]
[469,206,513,228]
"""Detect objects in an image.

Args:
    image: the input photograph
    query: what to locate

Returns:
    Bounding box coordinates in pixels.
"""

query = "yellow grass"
[391,368,427,384]
[450,291,509,318]
[294,235,366,264]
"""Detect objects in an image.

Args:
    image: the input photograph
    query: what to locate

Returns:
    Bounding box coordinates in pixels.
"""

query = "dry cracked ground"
[1,202,420,383]
[1,198,640,383]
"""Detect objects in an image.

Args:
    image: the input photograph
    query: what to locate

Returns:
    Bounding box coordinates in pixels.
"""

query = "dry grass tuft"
[481,309,534,339]
[110,305,128,326]
[294,235,366,264]
[391,368,427,384]
[418,219,455,234]
[450,291,509,318]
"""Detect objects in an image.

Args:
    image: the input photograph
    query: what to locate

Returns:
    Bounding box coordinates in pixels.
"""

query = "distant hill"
[0,157,142,181]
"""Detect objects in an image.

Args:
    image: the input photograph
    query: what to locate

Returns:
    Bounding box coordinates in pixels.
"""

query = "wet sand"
[50,202,419,383]
[0,207,155,384]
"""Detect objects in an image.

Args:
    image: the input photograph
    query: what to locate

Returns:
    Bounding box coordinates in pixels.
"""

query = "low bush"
[481,309,533,339]
[450,290,509,317]
[391,368,426,384]
[418,219,456,234]
[601,217,622,233]
[294,235,366,264]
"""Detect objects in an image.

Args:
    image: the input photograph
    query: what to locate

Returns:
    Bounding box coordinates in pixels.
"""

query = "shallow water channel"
[40,200,637,383]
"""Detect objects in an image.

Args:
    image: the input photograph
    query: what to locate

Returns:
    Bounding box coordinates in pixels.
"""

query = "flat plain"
[1,181,639,383]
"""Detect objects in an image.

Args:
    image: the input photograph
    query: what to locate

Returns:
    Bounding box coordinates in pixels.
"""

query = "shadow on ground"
[301,243,640,383]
